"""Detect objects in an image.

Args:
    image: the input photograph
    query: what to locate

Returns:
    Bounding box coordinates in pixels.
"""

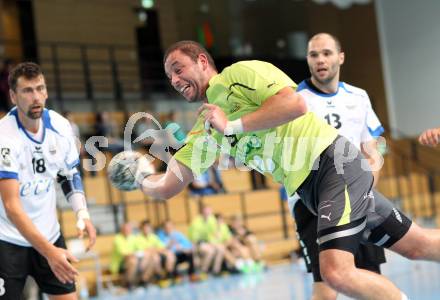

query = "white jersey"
[287,80,385,214]
[0,108,80,246]
[297,79,384,148]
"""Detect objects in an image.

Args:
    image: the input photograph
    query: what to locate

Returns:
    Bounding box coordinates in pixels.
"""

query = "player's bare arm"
[198,87,307,134]
[0,178,79,284]
[139,158,195,200]
[419,127,440,147]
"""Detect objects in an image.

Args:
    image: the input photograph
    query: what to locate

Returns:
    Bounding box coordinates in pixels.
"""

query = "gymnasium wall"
[33,0,139,46]
[304,1,389,131]
[0,0,23,61]
[375,0,440,137]
[155,1,389,129]
[156,0,232,57]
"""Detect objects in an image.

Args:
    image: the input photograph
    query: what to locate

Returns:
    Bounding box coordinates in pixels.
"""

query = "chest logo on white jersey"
[20,178,53,197]
[0,148,11,167]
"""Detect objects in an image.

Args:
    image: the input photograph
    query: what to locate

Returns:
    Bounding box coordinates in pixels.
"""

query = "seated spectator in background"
[94,111,124,154]
[189,164,225,196]
[0,58,14,112]
[110,222,140,288]
[188,206,223,275]
[210,213,250,274]
[229,215,264,269]
[419,126,440,147]
[136,220,176,285]
[157,220,200,282]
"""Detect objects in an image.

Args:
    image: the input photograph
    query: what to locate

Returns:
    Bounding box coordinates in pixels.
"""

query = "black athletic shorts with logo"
[294,200,386,281]
[295,136,412,257]
[0,234,75,299]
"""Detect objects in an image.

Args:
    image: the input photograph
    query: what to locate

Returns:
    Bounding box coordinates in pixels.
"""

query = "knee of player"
[319,264,355,292]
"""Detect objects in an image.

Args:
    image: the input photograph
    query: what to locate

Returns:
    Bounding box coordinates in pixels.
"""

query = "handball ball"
[107,151,155,191]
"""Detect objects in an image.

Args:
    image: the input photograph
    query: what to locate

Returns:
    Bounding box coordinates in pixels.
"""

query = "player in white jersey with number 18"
[0,62,96,300]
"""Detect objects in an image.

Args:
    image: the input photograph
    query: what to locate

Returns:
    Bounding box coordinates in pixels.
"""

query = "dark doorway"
[17,0,38,62]
[136,9,166,95]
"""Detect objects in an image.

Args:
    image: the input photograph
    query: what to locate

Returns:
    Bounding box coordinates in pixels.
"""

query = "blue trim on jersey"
[10,108,62,144]
[369,126,385,138]
[339,82,353,94]
[42,110,60,135]
[66,159,80,169]
[297,80,346,98]
[10,108,46,144]
[0,171,18,180]
[296,81,308,92]
[72,172,84,193]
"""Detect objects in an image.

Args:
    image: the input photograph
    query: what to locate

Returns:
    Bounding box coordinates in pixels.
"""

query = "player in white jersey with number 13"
[0,62,96,299]
[291,33,386,300]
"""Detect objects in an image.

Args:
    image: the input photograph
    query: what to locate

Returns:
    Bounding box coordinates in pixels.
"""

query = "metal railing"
[1,39,309,112]
[378,135,440,219]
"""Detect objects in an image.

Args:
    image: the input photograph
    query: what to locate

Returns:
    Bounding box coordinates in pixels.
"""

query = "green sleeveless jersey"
[174,60,338,196]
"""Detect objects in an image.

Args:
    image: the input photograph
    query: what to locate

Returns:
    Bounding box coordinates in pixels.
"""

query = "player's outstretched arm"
[0,179,79,284]
[138,157,195,200]
[199,87,307,134]
[419,127,440,147]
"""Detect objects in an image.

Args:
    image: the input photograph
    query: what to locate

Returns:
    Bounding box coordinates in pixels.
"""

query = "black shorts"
[294,200,386,282]
[0,235,75,299]
[296,136,412,254]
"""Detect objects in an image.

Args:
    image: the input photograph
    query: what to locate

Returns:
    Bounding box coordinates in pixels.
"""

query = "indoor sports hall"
[0,0,439,299]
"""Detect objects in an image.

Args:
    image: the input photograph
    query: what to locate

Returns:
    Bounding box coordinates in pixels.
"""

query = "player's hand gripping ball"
[107,151,155,191]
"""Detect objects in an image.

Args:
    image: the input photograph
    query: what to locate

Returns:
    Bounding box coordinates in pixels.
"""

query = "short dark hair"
[8,62,43,92]
[309,33,343,52]
[163,40,217,72]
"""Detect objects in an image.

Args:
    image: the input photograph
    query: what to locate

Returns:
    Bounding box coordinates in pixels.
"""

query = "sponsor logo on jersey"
[19,178,53,197]
[33,146,43,154]
[230,103,241,113]
[320,212,332,221]
[0,148,11,166]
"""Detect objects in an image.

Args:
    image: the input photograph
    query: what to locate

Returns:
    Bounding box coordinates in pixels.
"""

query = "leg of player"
[46,292,77,300]
[311,282,338,300]
[319,249,403,300]
[389,222,440,261]
[294,200,341,300]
